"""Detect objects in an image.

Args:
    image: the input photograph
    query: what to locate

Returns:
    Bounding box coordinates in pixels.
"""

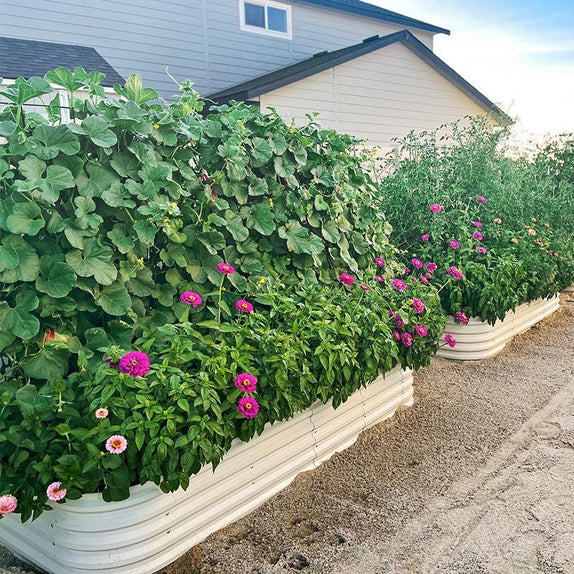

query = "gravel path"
[1,294,573,574]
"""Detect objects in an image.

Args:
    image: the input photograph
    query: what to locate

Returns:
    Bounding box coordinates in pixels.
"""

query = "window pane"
[267,7,288,32]
[245,3,265,28]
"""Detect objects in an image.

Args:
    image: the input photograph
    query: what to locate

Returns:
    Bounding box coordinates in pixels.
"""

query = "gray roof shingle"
[0,37,124,86]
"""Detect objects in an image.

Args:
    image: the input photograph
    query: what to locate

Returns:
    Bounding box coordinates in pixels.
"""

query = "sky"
[370,0,574,137]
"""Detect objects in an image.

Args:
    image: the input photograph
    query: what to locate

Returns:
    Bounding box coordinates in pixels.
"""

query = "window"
[240,0,292,38]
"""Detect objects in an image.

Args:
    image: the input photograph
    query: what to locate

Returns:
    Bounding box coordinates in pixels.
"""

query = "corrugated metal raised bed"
[437,295,560,361]
[0,366,413,574]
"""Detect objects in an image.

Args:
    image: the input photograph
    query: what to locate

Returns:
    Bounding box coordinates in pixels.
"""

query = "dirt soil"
[1,294,573,574]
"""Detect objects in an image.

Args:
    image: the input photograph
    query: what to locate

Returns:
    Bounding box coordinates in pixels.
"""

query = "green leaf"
[225,211,249,242]
[0,121,17,137]
[37,165,74,203]
[252,203,275,236]
[101,183,136,208]
[0,242,19,272]
[66,240,118,285]
[79,116,118,147]
[0,236,40,283]
[22,347,70,380]
[36,262,77,298]
[118,74,158,105]
[248,177,268,196]
[250,137,273,165]
[30,125,81,160]
[107,226,135,254]
[95,284,132,316]
[279,222,324,255]
[321,220,341,243]
[6,202,45,236]
[127,268,155,297]
[134,220,158,244]
[197,231,226,255]
[110,152,139,179]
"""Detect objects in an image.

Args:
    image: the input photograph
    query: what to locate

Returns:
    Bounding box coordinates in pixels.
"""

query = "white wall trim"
[239,0,293,40]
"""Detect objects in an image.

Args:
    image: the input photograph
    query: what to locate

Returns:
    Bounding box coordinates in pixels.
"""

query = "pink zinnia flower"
[375,275,384,282]
[392,279,406,291]
[395,315,404,328]
[375,258,385,267]
[456,311,469,325]
[444,333,457,348]
[472,221,482,228]
[411,258,423,269]
[477,196,488,203]
[46,482,67,502]
[421,234,430,241]
[216,262,235,275]
[420,275,429,285]
[450,240,459,249]
[429,204,442,213]
[412,298,425,314]
[180,291,202,307]
[426,262,437,273]
[104,357,119,369]
[236,299,254,313]
[473,231,483,240]
[106,435,128,454]
[95,408,108,419]
[401,332,413,347]
[0,495,17,515]
[477,246,487,254]
[119,351,150,378]
[393,330,401,341]
[415,324,428,337]
[403,266,411,275]
[448,266,463,280]
[237,397,259,419]
[234,373,257,393]
[359,284,370,291]
[339,273,354,285]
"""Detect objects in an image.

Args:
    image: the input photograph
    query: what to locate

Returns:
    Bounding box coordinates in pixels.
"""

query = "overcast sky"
[371,0,574,136]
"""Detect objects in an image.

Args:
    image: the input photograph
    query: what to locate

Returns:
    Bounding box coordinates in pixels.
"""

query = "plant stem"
[217,274,225,326]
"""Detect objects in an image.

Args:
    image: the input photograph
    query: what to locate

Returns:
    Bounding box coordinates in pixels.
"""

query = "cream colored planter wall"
[437,295,560,361]
[564,284,574,294]
[0,367,413,574]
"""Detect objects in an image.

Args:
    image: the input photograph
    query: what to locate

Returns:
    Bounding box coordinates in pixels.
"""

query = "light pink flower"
[444,333,457,348]
[401,332,413,347]
[375,275,384,282]
[429,204,442,213]
[236,299,254,313]
[234,373,257,393]
[472,221,482,228]
[477,196,488,203]
[477,246,487,254]
[450,240,460,249]
[339,273,354,285]
[375,258,386,267]
[95,408,108,419]
[411,258,423,269]
[216,262,235,275]
[412,298,425,314]
[119,351,150,378]
[392,279,406,291]
[0,495,17,515]
[46,482,67,502]
[415,324,428,337]
[106,435,128,454]
[419,275,429,285]
[359,284,370,291]
[237,397,259,419]
[421,234,430,241]
[180,291,202,307]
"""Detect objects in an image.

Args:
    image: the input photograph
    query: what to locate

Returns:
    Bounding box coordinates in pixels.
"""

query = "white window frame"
[239,0,292,40]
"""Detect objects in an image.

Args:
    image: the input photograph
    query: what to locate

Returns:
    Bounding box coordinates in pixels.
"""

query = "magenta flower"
[234,373,257,393]
[375,275,384,282]
[444,333,457,348]
[421,234,430,242]
[415,324,428,337]
[403,266,411,275]
[477,196,488,203]
[412,298,425,314]
[375,258,386,267]
[473,231,483,240]
[420,275,429,285]
[359,284,370,291]
[425,272,432,279]
[448,266,463,280]
[339,273,354,285]
[119,351,151,378]
[477,246,487,254]
[455,311,469,325]
[237,397,259,419]
[426,262,437,273]
[392,279,406,291]
[395,315,404,328]
[46,482,67,502]
[388,309,395,317]
[95,408,109,420]
[429,204,442,213]
[401,332,413,347]
[104,357,119,369]
[216,262,235,275]
[472,221,482,228]
[393,330,401,341]
[411,258,423,269]
[0,494,17,515]
[236,299,254,313]
[180,291,203,307]
[449,240,460,249]
[410,276,418,282]
[106,435,128,454]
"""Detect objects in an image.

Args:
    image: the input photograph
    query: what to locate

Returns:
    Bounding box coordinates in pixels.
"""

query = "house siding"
[0,0,435,98]
[259,42,491,150]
